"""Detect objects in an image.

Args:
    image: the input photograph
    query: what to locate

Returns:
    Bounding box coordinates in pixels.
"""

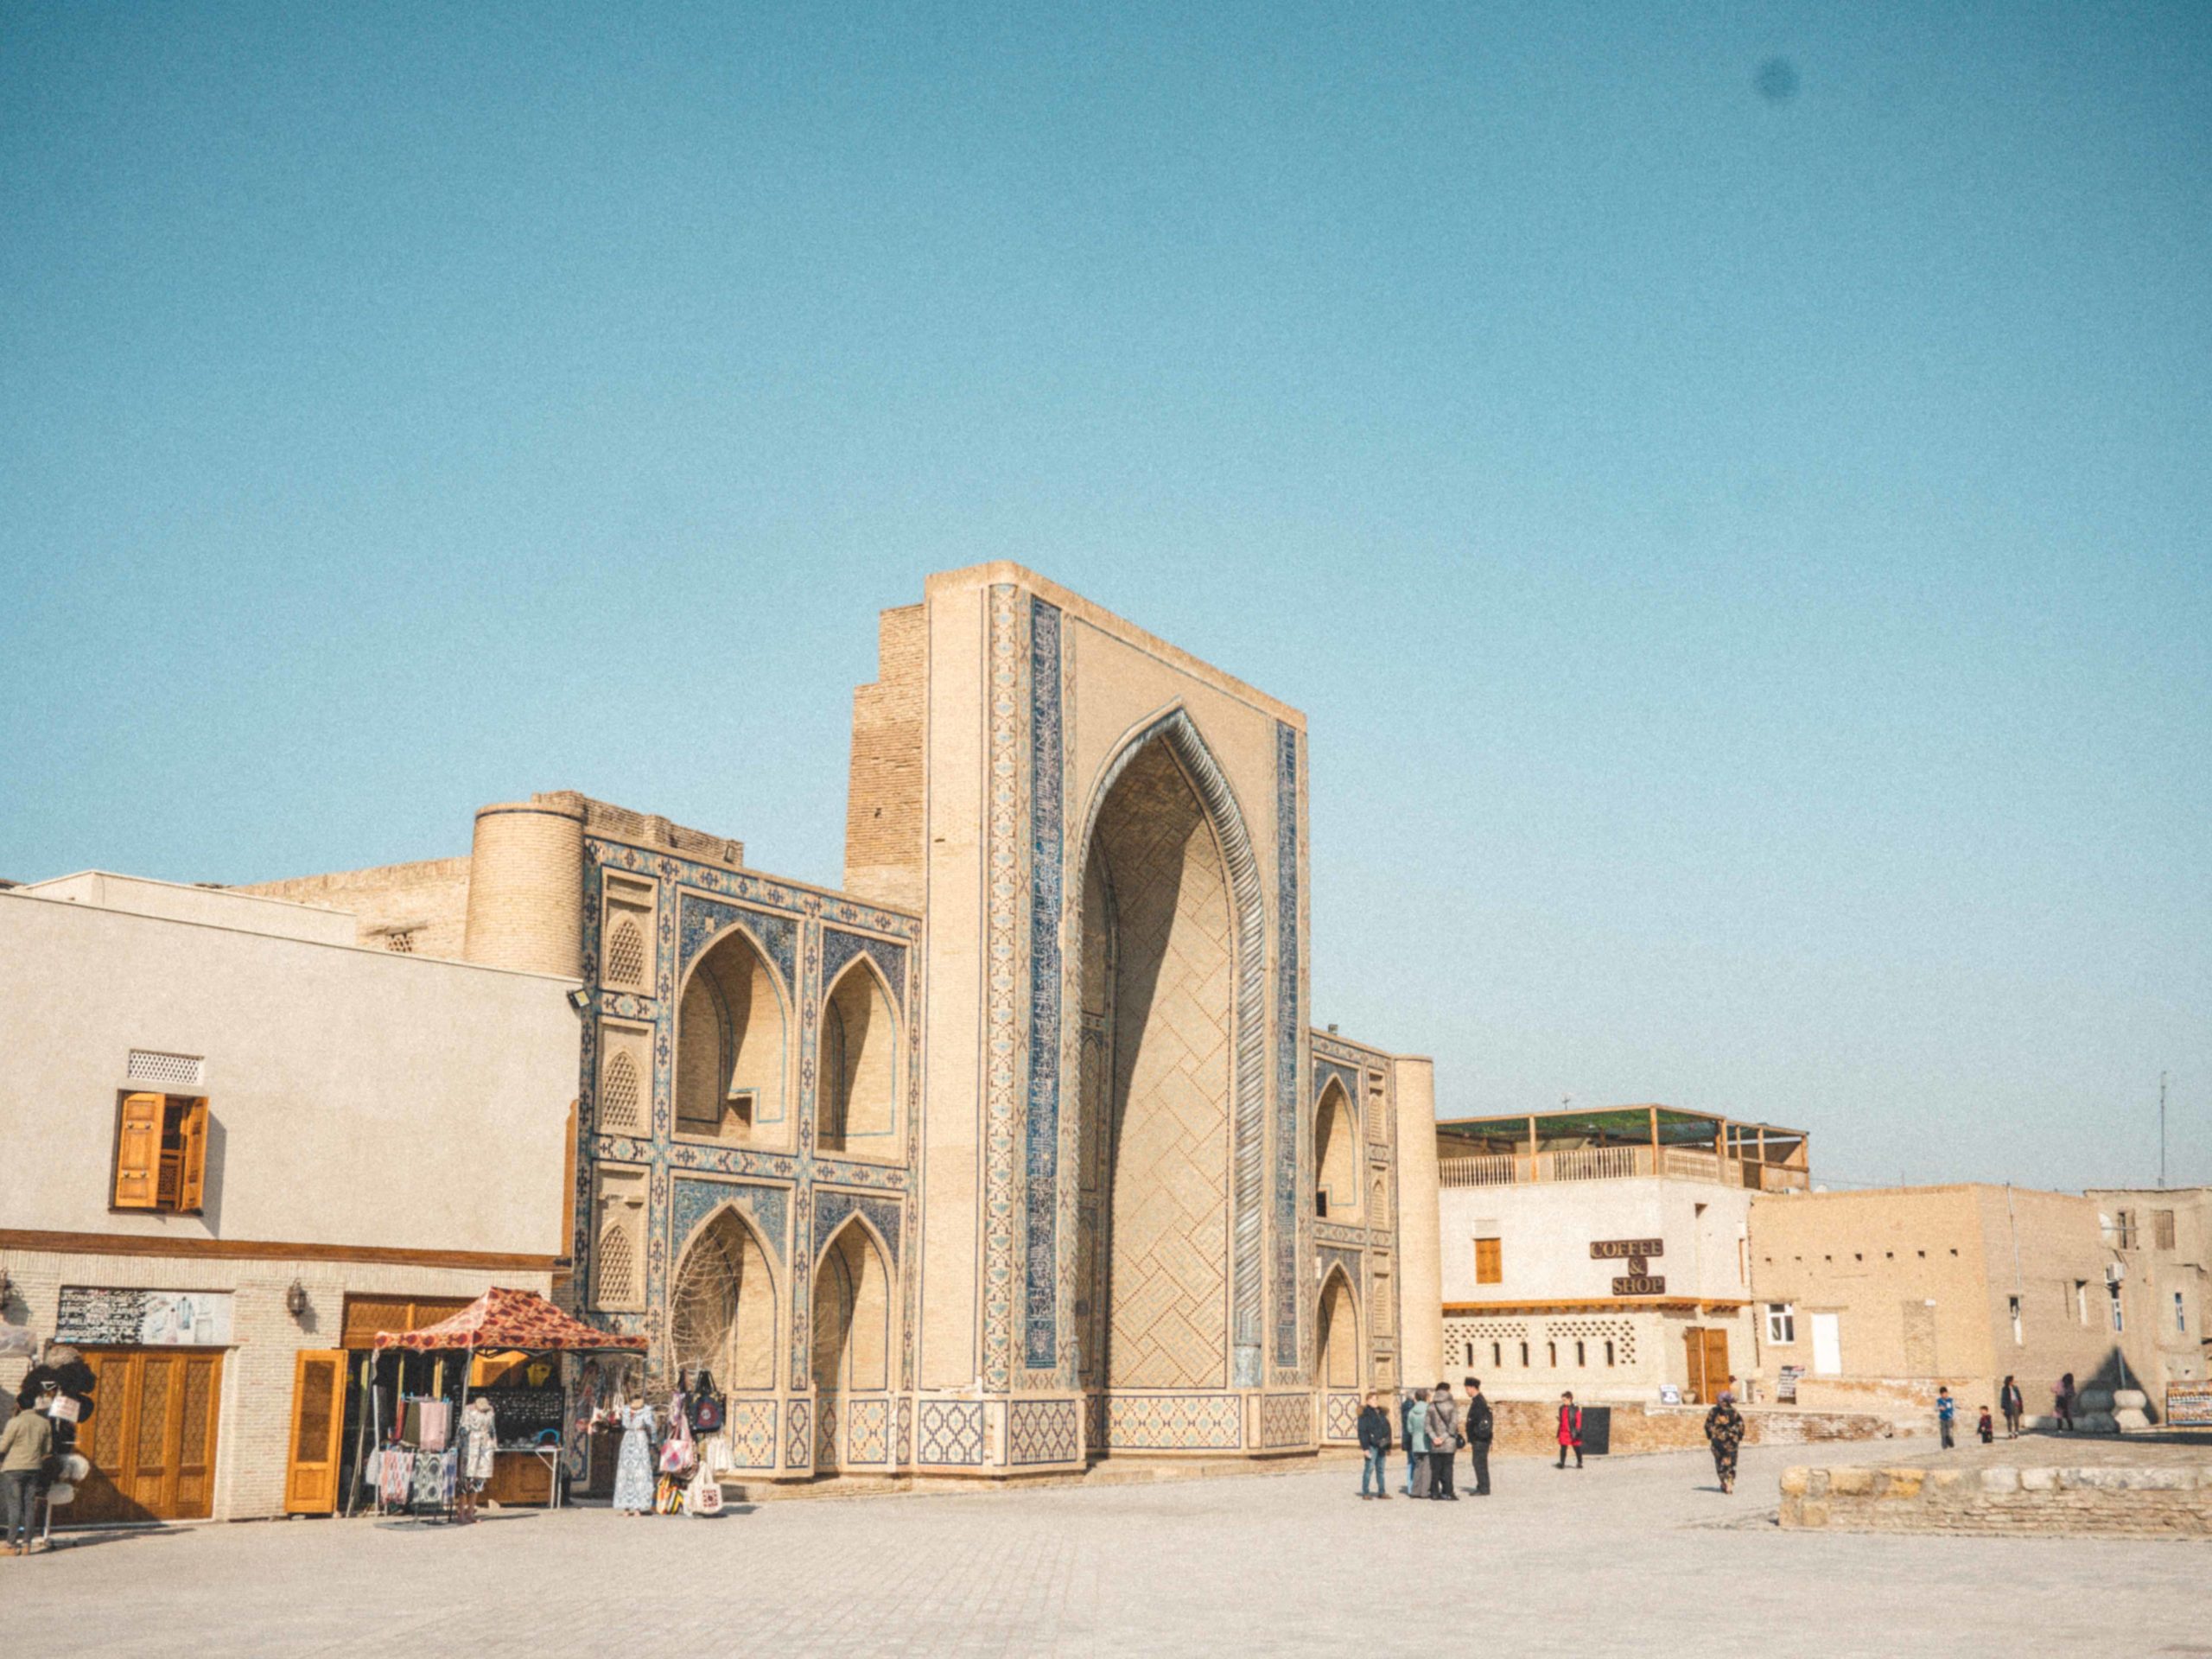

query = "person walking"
[2054,1373,2076,1433]
[1462,1376,1494,1497]
[1554,1391,1583,1470]
[1936,1386,1957,1450]
[1702,1389,1745,1494]
[1427,1381,1459,1500]
[2000,1376,2024,1440]
[1356,1392,1393,1501]
[1406,1389,1433,1498]
[1,1381,57,1556]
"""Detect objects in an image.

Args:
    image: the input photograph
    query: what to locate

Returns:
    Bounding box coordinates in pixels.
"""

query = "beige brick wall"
[239,858,472,958]
[844,604,927,912]
[0,1249,548,1522]
[462,799,587,977]
[1781,1461,2212,1536]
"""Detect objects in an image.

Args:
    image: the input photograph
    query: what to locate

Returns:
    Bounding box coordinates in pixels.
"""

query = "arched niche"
[676,925,787,1144]
[810,1217,892,1395]
[818,957,898,1155]
[1317,1266,1360,1390]
[1314,1077,1358,1221]
[669,1206,778,1391]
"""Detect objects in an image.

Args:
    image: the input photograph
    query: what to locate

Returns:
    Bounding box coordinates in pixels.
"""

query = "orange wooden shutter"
[114,1093,164,1208]
[284,1349,347,1513]
[1475,1237,1502,1285]
[178,1098,209,1212]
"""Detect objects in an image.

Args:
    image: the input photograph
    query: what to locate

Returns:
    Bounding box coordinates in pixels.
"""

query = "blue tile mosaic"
[671,1176,791,1258]
[1023,594,1064,1370]
[820,926,909,1013]
[678,893,798,989]
[1273,720,1302,1370]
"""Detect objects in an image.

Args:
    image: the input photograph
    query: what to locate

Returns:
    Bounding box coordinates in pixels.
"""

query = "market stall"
[363,1287,645,1522]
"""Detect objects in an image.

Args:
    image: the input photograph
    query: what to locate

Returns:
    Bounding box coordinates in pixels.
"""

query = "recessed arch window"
[819,960,898,1153]
[1314,1079,1357,1220]
[677,927,785,1143]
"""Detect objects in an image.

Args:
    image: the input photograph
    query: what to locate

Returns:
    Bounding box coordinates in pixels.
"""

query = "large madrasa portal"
[379,563,1444,1477]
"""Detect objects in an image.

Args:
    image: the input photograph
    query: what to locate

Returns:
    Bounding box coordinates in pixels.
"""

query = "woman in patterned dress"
[1703,1390,1745,1494]
[611,1391,656,1515]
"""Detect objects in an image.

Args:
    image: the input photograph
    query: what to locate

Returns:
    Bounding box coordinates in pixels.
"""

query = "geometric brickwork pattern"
[981,586,1027,1393]
[1273,719,1305,1373]
[1323,1392,1362,1442]
[785,1400,812,1469]
[1007,1399,1082,1465]
[847,1396,891,1465]
[1099,1394,1243,1452]
[1260,1392,1313,1448]
[916,1401,986,1465]
[725,1398,778,1468]
[1094,740,1231,1391]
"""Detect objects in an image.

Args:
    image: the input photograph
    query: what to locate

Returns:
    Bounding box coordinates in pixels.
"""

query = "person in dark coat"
[1398,1389,1420,1495]
[13,1344,96,1454]
[1461,1376,1494,1496]
[1703,1389,1745,1493]
[1555,1391,1584,1470]
[2000,1376,2024,1439]
[1355,1392,1393,1500]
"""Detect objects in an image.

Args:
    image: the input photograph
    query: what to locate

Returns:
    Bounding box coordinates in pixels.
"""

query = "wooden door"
[1700,1327,1731,1399]
[73,1349,224,1523]
[1681,1327,1707,1402]
[283,1349,347,1514]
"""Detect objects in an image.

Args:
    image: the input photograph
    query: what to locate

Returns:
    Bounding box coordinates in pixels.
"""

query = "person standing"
[1427,1381,1459,1500]
[1462,1376,1493,1497]
[2000,1376,2024,1440]
[1,1382,57,1556]
[1356,1392,1393,1500]
[1398,1388,1420,1495]
[1702,1389,1745,1494]
[1555,1391,1583,1470]
[1936,1386,1957,1450]
[610,1389,656,1516]
[2055,1373,2076,1433]
[1406,1389,1433,1498]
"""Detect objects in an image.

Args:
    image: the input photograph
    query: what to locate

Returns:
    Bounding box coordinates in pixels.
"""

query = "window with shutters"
[113,1092,209,1213]
[1474,1236,1503,1285]
[2155,1210,2177,1251]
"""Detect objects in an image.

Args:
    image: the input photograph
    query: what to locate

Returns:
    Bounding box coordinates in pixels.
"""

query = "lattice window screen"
[127,1050,204,1087]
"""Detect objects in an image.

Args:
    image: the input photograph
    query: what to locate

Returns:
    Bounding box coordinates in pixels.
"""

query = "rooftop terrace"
[1435,1104,1810,1192]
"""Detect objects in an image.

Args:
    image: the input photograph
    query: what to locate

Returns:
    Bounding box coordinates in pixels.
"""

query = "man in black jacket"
[1355,1392,1393,1499]
[1462,1376,1494,1496]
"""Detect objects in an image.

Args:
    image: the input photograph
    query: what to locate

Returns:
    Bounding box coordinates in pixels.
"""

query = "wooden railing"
[1437,1146,1812,1191]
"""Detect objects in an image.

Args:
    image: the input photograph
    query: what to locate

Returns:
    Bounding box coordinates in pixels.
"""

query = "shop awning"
[371,1287,646,1352]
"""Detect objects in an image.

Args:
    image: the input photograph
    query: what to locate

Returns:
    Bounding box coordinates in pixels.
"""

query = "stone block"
[1980,1468,2021,1494]
[1779,1467,1809,1497]
[2018,1467,2059,1491]
[1806,1468,1831,1497]
[1928,1469,1965,1491]
[1831,1467,1875,1497]
[1882,1468,1925,1499]
[1796,1499,1831,1529]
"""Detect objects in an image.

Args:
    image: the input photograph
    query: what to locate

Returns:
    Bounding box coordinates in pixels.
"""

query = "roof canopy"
[372,1287,646,1352]
[1437,1104,1808,1156]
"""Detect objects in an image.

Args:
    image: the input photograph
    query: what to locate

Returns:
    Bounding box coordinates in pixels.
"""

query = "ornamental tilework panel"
[811,1189,902,1262]
[677,893,798,989]
[671,1178,791,1258]
[847,1396,891,1464]
[820,926,909,1013]
[1313,1058,1362,1125]
[1261,1392,1312,1448]
[916,1400,987,1465]
[981,585,1027,1393]
[1007,1398,1080,1465]
[1324,1392,1361,1442]
[1023,594,1064,1371]
[726,1399,778,1468]
[897,1397,914,1466]
[1319,1246,1363,1298]
[569,835,922,1382]
[785,1401,811,1468]
[1101,1395,1243,1452]
[1273,721,1304,1371]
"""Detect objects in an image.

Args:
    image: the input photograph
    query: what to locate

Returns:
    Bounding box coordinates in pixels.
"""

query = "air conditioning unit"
[2105,1262,2125,1287]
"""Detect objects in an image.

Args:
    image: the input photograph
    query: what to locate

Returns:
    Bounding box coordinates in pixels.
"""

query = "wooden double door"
[74,1348,224,1522]
[1681,1325,1731,1405]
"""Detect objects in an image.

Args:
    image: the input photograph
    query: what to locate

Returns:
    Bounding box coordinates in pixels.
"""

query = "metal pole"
[2159,1071,2169,1190]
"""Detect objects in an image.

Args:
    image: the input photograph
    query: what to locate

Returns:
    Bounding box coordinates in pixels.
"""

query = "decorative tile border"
[1273,721,1304,1372]
[785,1399,812,1469]
[848,1395,892,1464]
[1260,1391,1312,1448]
[1007,1397,1081,1465]
[916,1399,988,1465]
[821,926,909,1012]
[1023,594,1065,1371]
[1324,1392,1362,1443]
[726,1398,778,1468]
[812,1187,903,1263]
[1099,1394,1243,1452]
[982,585,1027,1393]
[670,1176,791,1260]
[677,893,798,989]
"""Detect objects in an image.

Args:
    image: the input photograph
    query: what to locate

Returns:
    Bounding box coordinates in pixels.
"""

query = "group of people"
[1936,1376,2035,1449]
[1355,1376,1495,1499]
[1353,1381,1753,1498]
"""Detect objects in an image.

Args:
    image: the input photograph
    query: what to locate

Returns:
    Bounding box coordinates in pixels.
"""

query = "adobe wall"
[844,603,928,912]
[1483,1399,1892,1459]
[1780,1459,2212,1537]
[238,857,472,957]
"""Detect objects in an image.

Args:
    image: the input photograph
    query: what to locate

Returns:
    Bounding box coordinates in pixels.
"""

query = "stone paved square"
[11,1440,2203,1658]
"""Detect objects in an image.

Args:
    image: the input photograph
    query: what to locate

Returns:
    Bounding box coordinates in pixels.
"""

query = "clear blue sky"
[4,3,2206,1193]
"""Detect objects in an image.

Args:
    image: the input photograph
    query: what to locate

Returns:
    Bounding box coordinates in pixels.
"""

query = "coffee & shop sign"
[1591,1238,1665,1295]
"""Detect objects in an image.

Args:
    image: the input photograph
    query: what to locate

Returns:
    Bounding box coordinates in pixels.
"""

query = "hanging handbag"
[659,1408,696,1475]
[685,1465,723,1516]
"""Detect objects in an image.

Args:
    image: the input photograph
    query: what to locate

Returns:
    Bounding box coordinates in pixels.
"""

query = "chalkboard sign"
[479,1388,565,1447]
[1579,1405,1612,1457]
